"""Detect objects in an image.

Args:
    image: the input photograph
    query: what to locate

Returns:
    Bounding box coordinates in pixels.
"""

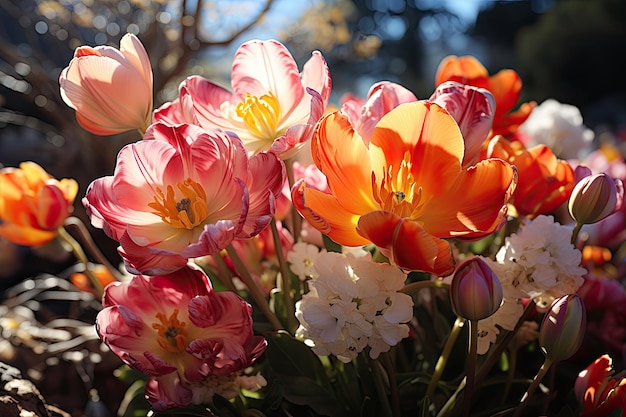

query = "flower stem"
[56,225,103,298]
[225,244,284,331]
[571,222,583,245]
[285,159,302,241]
[63,216,124,282]
[500,348,518,405]
[211,251,239,293]
[270,217,298,333]
[400,280,449,295]
[512,358,553,417]
[462,320,478,417]
[367,354,393,417]
[381,352,400,417]
[425,317,465,401]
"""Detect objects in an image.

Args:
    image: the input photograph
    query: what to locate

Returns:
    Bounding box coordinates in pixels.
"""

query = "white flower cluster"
[295,251,413,363]
[495,215,587,308]
[476,215,587,354]
[519,98,594,160]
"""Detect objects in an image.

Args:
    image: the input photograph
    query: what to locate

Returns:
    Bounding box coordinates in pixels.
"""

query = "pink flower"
[340,81,417,144]
[429,81,496,167]
[96,264,266,411]
[83,122,285,274]
[154,39,331,159]
[59,33,153,135]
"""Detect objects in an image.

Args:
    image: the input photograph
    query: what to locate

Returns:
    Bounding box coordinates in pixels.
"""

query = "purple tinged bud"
[450,257,503,321]
[568,173,623,225]
[539,294,586,362]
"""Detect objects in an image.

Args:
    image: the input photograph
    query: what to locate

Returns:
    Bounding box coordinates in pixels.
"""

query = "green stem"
[367,354,393,417]
[512,358,553,417]
[225,244,283,331]
[210,251,239,293]
[571,222,583,245]
[285,159,302,242]
[270,217,298,333]
[436,377,465,417]
[63,216,124,282]
[462,320,478,417]
[500,348,518,405]
[381,352,400,417]
[400,280,449,295]
[57,226,104,298]
[425,317,465,401]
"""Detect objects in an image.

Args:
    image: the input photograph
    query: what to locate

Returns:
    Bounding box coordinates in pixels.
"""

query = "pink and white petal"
[231,40,304,112]
[357,211,455,275]
[300,50,332,106]
[117,234,189,275]
[145,374,193,411]
[179,76,240,130]
[183,220,239,257]
[112,140,177,209]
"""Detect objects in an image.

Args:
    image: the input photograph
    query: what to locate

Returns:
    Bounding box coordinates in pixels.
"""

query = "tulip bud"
[539,294,586,362]
[450,257,503,321]
[568,173,622,225]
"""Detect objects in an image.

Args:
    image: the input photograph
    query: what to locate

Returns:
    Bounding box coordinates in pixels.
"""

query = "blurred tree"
[516,0,626,129]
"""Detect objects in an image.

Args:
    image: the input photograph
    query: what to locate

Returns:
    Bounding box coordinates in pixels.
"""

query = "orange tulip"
[0,162,78,245]
[292,101,517,276]
[486,136,575,218]
[435,55,535,137]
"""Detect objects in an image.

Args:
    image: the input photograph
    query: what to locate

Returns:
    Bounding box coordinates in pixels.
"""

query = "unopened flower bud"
[568,173,622,225]
[450,257,503,321]
[539,294,586,362]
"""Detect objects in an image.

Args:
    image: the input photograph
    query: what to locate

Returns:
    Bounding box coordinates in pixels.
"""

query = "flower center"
[148,178,208,229]
[152,309,188,353]
[235,92,281,139]
[373,150,428,219]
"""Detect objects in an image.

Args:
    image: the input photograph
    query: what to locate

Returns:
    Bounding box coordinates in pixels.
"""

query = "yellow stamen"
[152,309,188,353]
[148,178,208,229]
[235,92,281,139]
[373,151,429,219]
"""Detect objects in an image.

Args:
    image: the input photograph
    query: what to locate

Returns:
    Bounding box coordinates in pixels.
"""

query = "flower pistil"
[149,178,208,229]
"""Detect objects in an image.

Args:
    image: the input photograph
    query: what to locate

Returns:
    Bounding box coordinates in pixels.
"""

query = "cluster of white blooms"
[476,216,587,354]
[287,242,325,281]
[295,251,413,363]
[518,98,594,160]
[495,215,587,308]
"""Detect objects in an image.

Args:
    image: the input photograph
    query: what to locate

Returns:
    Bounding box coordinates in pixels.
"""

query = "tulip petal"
[357,211,455,275]
[232,40,304,114]
[292,180,369,246]
[312,112,379,213]
[421,158,516,238]
[370,102,464,199]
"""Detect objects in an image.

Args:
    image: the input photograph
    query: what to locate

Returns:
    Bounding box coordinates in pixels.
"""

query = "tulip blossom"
[83,122,285,275]
[0,162,78,246]
[340,81,417,144]
[154,39,331,159]
[429,81,496,167]
[96,264,266,410]
[539,294,586,363]
[435,55,535,137]
[450,257,503,321]
[569,173,623,225]
[575,354,626,417]
[486,136,575,218]
[59,33,153,136]
[293,101,516,276]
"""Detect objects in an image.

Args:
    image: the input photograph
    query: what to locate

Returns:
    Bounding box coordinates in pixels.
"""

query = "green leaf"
[322,235,342,253]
